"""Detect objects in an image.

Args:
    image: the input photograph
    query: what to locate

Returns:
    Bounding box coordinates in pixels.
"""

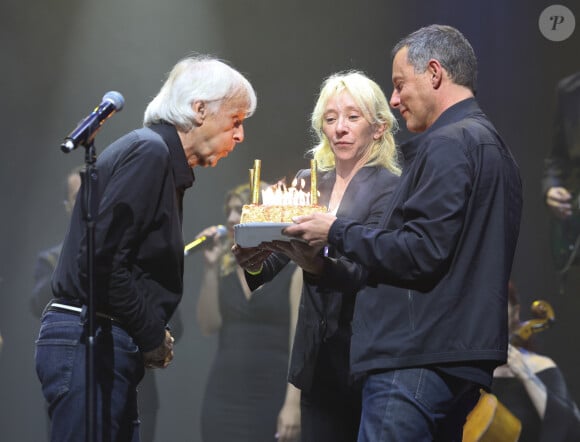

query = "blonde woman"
[234,70,401,441]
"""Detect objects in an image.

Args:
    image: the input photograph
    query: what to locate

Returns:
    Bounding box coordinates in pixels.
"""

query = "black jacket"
[315,99,523,387]
[52,123,193,352]
[246,166,400,391]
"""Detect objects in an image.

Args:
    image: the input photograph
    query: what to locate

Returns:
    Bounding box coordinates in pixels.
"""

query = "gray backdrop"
[1,0,579,440]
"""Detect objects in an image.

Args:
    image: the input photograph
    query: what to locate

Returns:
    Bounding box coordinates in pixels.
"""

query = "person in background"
[234,70,401,441]
[282,25,523,441]
[35,54,257,442]
[492,281,580,442]
[30,166,81,439]
[542,72,580,283]
[32,167,184,442]
[196,183,302,442]
[542,71,580,220]
[30,166,81,318]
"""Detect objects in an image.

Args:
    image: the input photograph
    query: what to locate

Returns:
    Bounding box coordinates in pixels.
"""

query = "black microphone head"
[103,91,125,112]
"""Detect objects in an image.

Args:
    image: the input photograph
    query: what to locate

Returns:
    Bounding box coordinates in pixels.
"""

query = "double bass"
[509,300,555,348]
[462,300,555,442]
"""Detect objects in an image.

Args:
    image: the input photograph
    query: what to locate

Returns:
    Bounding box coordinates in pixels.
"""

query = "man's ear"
[192,100,206,125]
[427,59,443,89]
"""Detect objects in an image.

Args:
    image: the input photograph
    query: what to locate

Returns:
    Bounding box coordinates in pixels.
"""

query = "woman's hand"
[231,244,272,273]
[193,225,230,266]
[275,399,301,442]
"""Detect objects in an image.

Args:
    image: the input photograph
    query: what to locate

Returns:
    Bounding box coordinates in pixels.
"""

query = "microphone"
[184,225,228,256]
[61,91,125,153]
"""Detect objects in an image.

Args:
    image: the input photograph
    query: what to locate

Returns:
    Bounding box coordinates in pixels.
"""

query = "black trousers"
[300,333,361,442]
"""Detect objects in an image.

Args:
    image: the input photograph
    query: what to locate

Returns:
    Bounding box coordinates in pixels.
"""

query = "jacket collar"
[316,165,380,208]
[148,122,195,191]
[400,97,481,163]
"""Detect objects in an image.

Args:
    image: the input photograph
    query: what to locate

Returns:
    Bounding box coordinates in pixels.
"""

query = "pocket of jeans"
[35,320,81,405]
[108,327,144,383]
[411,368,454,414]
[110,327,140,354]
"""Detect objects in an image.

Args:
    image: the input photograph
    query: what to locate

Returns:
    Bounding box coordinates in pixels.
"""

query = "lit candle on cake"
[310,159,317,205]
[252,159,261,204]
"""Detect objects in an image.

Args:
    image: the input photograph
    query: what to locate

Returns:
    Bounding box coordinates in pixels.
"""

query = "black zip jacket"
[312,99,523,388]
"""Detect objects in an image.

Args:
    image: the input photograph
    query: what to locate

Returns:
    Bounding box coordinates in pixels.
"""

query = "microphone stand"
[79,141,98,442]
[60,92,123,442]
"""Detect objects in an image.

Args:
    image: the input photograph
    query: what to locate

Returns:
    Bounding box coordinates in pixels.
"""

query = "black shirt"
[52,123,194,352]
[326,98,522,388]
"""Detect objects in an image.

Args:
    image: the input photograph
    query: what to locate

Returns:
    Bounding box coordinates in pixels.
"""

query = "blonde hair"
[308,71,400,175]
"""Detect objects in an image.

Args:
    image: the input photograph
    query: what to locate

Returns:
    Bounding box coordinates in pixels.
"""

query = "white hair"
[144,55,257,131]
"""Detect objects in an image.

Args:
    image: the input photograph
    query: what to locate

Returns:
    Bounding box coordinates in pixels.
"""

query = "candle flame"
[262,179,312,206]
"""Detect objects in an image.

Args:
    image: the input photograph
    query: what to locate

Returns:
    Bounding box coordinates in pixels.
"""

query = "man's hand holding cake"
[234,159,328,251]
[282,213,336,249]
[233,159,330,276]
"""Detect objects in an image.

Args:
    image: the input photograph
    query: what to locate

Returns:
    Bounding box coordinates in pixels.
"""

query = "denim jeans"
[358,367,480,442]
[35,311,145,442]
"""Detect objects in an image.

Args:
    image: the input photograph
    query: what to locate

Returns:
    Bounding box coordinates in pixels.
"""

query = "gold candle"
[249,168,254,197]
[310,159,317,205]
[252,159,261,204]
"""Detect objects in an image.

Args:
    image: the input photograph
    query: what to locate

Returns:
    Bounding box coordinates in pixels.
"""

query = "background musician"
[491,281,580,442]
[542,72,580,278]
[542,71,580,221]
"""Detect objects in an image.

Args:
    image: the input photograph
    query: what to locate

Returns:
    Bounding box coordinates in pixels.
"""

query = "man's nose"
[234,125,244,143]
[390,91,400,108]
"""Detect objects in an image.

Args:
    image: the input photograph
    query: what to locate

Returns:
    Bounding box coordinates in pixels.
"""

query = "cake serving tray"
[234,222,297,247]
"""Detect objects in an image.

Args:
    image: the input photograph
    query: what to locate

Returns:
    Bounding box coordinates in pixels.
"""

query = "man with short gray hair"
[284,24,523,441]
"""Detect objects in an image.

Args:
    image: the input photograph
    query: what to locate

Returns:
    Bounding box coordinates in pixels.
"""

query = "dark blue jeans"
[358,367,480,442]
[35,311,145,442]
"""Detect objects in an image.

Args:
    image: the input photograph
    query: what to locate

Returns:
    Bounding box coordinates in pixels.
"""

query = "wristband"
[246,265,263,276]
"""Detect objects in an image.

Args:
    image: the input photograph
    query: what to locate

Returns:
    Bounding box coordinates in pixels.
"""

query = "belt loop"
[80,305,88,326]
[41,299,54,318]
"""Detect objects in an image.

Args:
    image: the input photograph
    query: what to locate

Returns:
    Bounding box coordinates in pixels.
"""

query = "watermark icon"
[539,4,576,41]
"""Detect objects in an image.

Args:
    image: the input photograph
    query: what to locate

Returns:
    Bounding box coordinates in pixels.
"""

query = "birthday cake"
[234,159,325,246]
[240,204,326,223]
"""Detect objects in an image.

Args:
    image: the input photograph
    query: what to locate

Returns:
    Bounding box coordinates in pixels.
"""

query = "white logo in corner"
[539,5,576,42]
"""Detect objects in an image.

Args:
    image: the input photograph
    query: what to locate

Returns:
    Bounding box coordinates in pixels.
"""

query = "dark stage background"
[1,0,579,440]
